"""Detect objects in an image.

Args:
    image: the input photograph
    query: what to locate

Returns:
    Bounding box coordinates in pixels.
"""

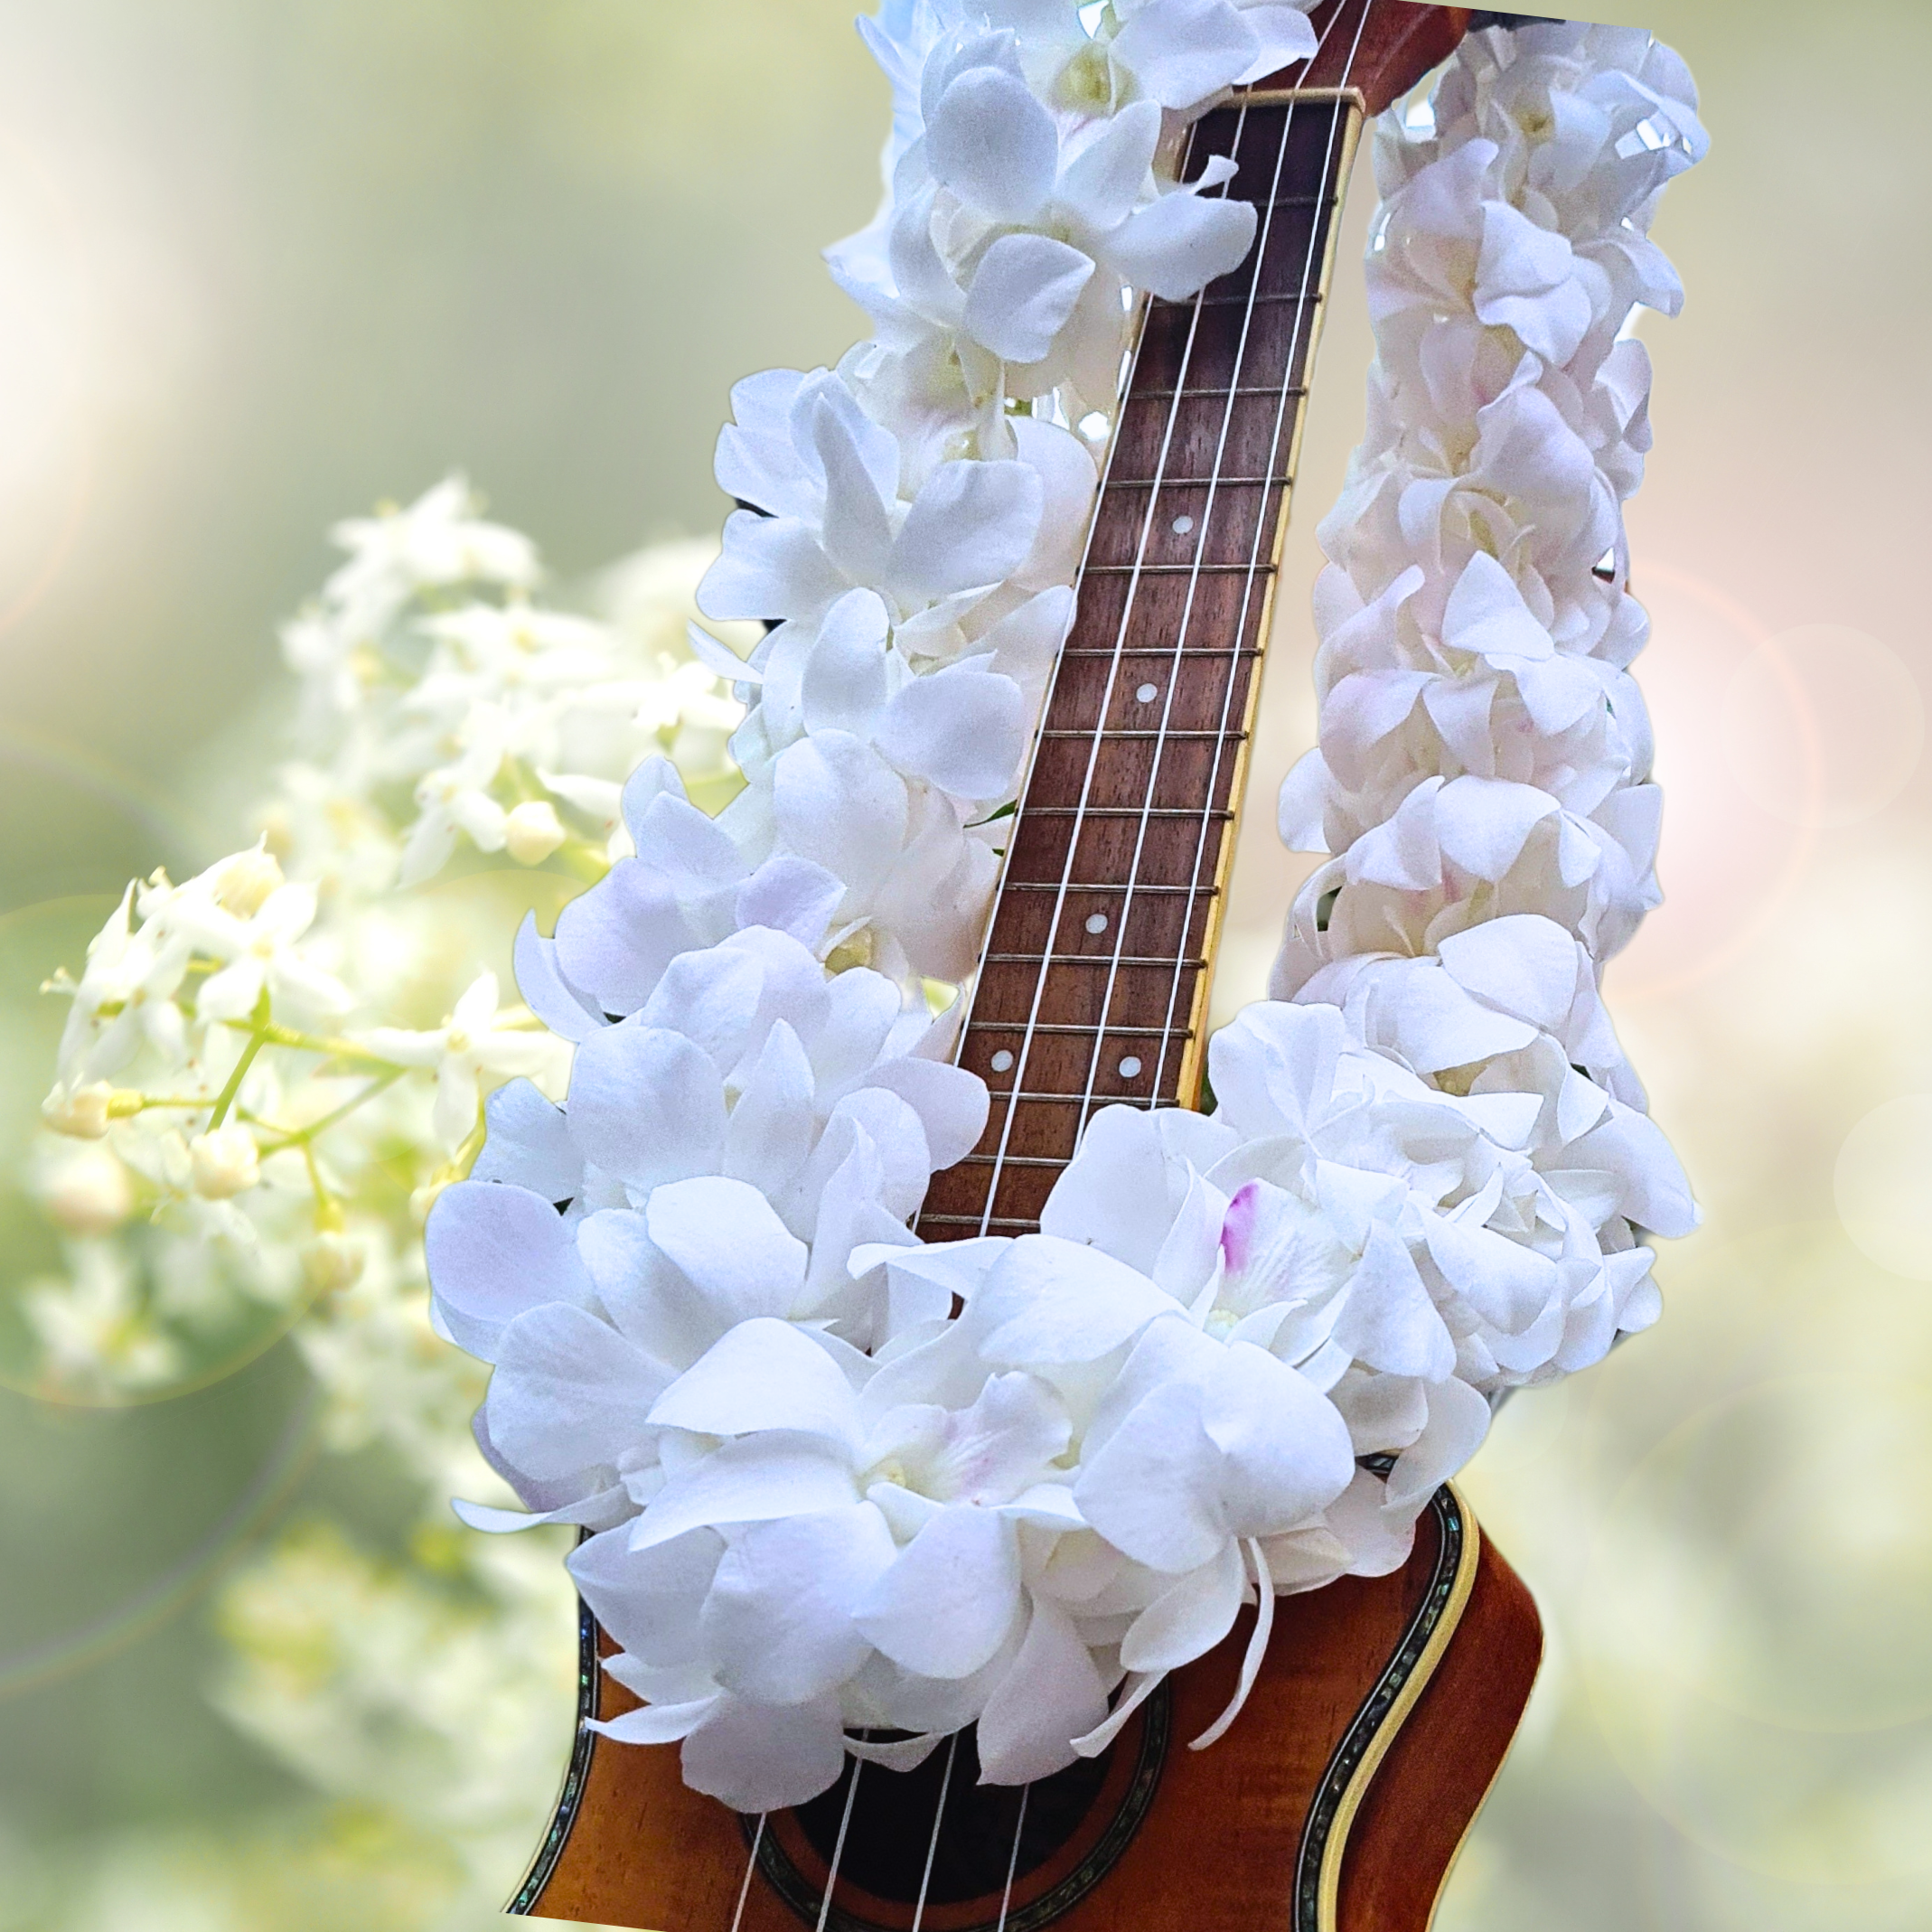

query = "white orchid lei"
[416,13,1707,1815]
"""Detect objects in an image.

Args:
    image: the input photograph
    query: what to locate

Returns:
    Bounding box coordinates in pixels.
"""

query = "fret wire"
[983,952,1210,969]
[956,1089,1168,1111]
[1097,474,1288,489]
[1184,288,1327,308]
[956,92,1249,1234]
[1057,645,1262,660]
[1149,5,1376,1111]
[1018,806,1236,821]
[971,1022,1196,1038]
[1131,384,1308,401]
[950,1152,1102,1169]
[1000,881,1215,896]
[1082,562,1280,577]
[1070,72,1341,1140]
[1037,727,1245,740]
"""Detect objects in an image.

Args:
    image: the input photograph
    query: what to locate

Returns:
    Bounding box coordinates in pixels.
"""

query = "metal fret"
[1131,385,1308,402]
[999,881,1218,896]
[1183,287,1327,309]
[1056,646,1262,661]
[1018,806,1236,821]
[983,952,1211,969]
[1098,474,1290,491]
[1082,561,1280,576]
[973,1022,1196,1039]
[1037,727,1246,741]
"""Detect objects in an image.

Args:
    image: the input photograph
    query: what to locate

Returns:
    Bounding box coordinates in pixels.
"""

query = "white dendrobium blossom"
[324,474,539,637]
[358,973,567,1155]
[836,33,1257,426]
[699,366,1048,628]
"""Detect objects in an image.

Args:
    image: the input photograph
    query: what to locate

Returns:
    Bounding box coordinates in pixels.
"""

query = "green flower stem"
[251,1069,407,1154]
[207,1028,269,1130]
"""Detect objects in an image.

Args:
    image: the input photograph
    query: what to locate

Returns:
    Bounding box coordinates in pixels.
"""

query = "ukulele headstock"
[1249,0,1474,114]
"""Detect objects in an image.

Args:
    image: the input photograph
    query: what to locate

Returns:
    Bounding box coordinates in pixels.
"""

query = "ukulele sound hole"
[752,1687,1170,1928]
[794,1729,1111,1905]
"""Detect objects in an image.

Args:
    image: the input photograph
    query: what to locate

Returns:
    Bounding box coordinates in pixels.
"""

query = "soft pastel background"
[1,1,1926,1927]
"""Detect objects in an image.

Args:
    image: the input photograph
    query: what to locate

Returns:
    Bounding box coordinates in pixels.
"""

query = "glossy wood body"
[519,1495,1540,1931]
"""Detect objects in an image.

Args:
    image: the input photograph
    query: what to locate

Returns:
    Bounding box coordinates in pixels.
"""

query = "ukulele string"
[730,1815,766,1932]
[964,91,1237,1233]
[1146,0,1377,1109]
[994,1783,1032,1932]
[815,1758,865,1932]
[1069,0,1359,1135]
[909,1732,960,1932]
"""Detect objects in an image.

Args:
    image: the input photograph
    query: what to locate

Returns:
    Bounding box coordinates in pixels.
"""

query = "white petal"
[645,1176,809,1327]
[699,510,849,624]
[702,1504,897,1702]
[876,661,1027,798]
[680,1691,849,1812]
[962,231,1096,364]
[1111,0,1256,111]
[800,588,892,736]
[486,1302,671,1480]
[426,1180,596,1359]
[975,1235,1179,1365]
[856,1504,1023,1678]
[567,1023,727,1187]
[1104,189,1257,302]
[568,1524,723,1665]
[1075,1378,1225,1573]
[925,65,1058,223]
[633,1437,861,1551]
[1199,1341,1356,1538]
[650,1318,860,1447]
[974,1594,1111,1785]
[889,458,1044,605]
[1384,1377,1491,1515]
[1437,914,1580,1033]
[1120,1540,1244,1672]
[1057,98,1162,231]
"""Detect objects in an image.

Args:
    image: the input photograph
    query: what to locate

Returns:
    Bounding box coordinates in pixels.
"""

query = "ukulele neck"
[918,91,1365,1243]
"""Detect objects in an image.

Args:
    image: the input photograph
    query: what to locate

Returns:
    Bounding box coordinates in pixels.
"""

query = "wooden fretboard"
[918,92,1363,1242]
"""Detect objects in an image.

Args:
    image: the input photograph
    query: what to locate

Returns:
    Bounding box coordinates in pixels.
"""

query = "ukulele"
[516,5,1543,1926]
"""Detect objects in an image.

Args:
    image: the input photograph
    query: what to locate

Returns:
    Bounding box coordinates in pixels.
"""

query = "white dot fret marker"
[1118,1056,1142,1079]
[989,1050,1014,1073]
[1136,682,1158,704]
[1084,912,1108,934]
[1171,514,1194,535]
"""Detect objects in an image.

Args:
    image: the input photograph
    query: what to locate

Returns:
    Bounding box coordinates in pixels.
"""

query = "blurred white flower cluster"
[15,489,746,1912]
[425,8,1702,1817]
[26,483,745,1402]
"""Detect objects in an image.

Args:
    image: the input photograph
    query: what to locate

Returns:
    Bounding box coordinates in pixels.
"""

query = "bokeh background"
[2,1,1927,1927]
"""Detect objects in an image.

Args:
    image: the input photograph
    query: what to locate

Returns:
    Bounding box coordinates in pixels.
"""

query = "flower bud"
[300,1232,365,1295]
[503,799,567,866]
[40,1144,135,1235]
[189,1124,261,1199]
[43,1082,114,1139]
[212,844,286,916]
